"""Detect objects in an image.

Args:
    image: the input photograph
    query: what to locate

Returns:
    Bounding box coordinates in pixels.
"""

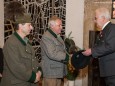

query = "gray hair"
[48,15,61,27]
[96,7,111,20]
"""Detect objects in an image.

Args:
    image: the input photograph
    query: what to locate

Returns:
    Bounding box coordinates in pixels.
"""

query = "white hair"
[48,15,60,28]
[96,7,111,20]
[48,20,56,27]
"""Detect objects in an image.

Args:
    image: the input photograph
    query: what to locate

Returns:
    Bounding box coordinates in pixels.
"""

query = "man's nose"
[31,25,34,30]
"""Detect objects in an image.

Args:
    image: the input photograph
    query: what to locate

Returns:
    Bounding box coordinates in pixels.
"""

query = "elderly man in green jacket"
[0,14,42,86]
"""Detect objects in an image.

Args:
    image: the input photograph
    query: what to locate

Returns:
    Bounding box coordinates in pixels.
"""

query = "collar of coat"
[48,28,57,38]
[14,32,31,46]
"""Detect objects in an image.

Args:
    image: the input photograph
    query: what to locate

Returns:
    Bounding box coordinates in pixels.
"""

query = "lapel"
[102,22,111,37]
[57,36,65,45]
[14,31,31,46]
[95,22,111,45]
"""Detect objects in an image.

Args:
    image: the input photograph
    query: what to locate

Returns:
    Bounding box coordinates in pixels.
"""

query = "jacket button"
[32,59,34,61]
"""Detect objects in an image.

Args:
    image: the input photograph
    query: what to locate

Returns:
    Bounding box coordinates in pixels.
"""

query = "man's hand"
[82,48,92,56]
[69,54,73,58]
[34,71,42,83]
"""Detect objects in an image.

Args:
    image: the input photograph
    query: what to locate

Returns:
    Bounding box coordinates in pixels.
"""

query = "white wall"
[66,0,84,49]
[66,0,85,86]
[0,0,4,48]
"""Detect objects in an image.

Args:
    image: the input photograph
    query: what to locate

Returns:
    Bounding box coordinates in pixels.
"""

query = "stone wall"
[83,0,112,48]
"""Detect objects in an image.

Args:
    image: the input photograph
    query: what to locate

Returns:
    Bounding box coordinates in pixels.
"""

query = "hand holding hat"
[64,32,91,80]
[82,48,92,56]
[71,50,91,69]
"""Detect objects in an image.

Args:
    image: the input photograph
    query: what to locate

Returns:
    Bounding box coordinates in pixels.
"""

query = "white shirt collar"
[102,21,110,30]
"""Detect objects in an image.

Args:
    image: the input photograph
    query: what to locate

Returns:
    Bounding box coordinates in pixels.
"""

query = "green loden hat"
[71,50,91,69]
[15,13,32,23]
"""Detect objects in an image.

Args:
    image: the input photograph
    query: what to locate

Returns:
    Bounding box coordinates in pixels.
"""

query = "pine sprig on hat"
[64,31,81,54]
[4,1,25,22]
[64,31,80,80]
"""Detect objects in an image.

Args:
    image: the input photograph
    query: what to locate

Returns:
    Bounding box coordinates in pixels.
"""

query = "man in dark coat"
[83,7,115,86]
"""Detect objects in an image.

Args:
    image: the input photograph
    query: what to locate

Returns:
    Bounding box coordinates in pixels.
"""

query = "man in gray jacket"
[0,14,42,86]
[40,15,69,86]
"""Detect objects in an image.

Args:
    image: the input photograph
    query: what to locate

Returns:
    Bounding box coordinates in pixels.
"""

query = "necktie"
[99,30,103,37]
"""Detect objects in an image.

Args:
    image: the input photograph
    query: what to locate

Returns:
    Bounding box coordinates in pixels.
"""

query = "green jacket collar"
[48,29,57,38]
[14,32,28,46]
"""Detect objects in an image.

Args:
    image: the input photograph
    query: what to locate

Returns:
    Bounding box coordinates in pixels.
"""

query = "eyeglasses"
[94,17,98,20]
[94,17,96,20]
[94,16,103,21]
[55,23,62,27]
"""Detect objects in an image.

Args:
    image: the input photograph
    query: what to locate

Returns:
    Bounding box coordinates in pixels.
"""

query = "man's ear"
[50,24,55,28]
[18,24,22,27]
[18,24,24,29]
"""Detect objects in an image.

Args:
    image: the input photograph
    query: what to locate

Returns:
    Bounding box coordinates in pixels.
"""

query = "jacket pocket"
[11,80,23,84]
[50,64,62,69]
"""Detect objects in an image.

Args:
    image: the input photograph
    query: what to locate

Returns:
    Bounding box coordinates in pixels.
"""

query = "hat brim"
[14,14,32,23]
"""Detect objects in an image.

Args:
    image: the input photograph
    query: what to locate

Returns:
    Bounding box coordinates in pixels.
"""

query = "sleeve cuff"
[65,54,69,62]
[37,67,43,78]
[28,71,36,83]
[0,68,3,74]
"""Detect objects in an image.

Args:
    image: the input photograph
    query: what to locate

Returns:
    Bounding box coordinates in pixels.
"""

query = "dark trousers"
[105,75,115,86]
[0,77,1,83]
